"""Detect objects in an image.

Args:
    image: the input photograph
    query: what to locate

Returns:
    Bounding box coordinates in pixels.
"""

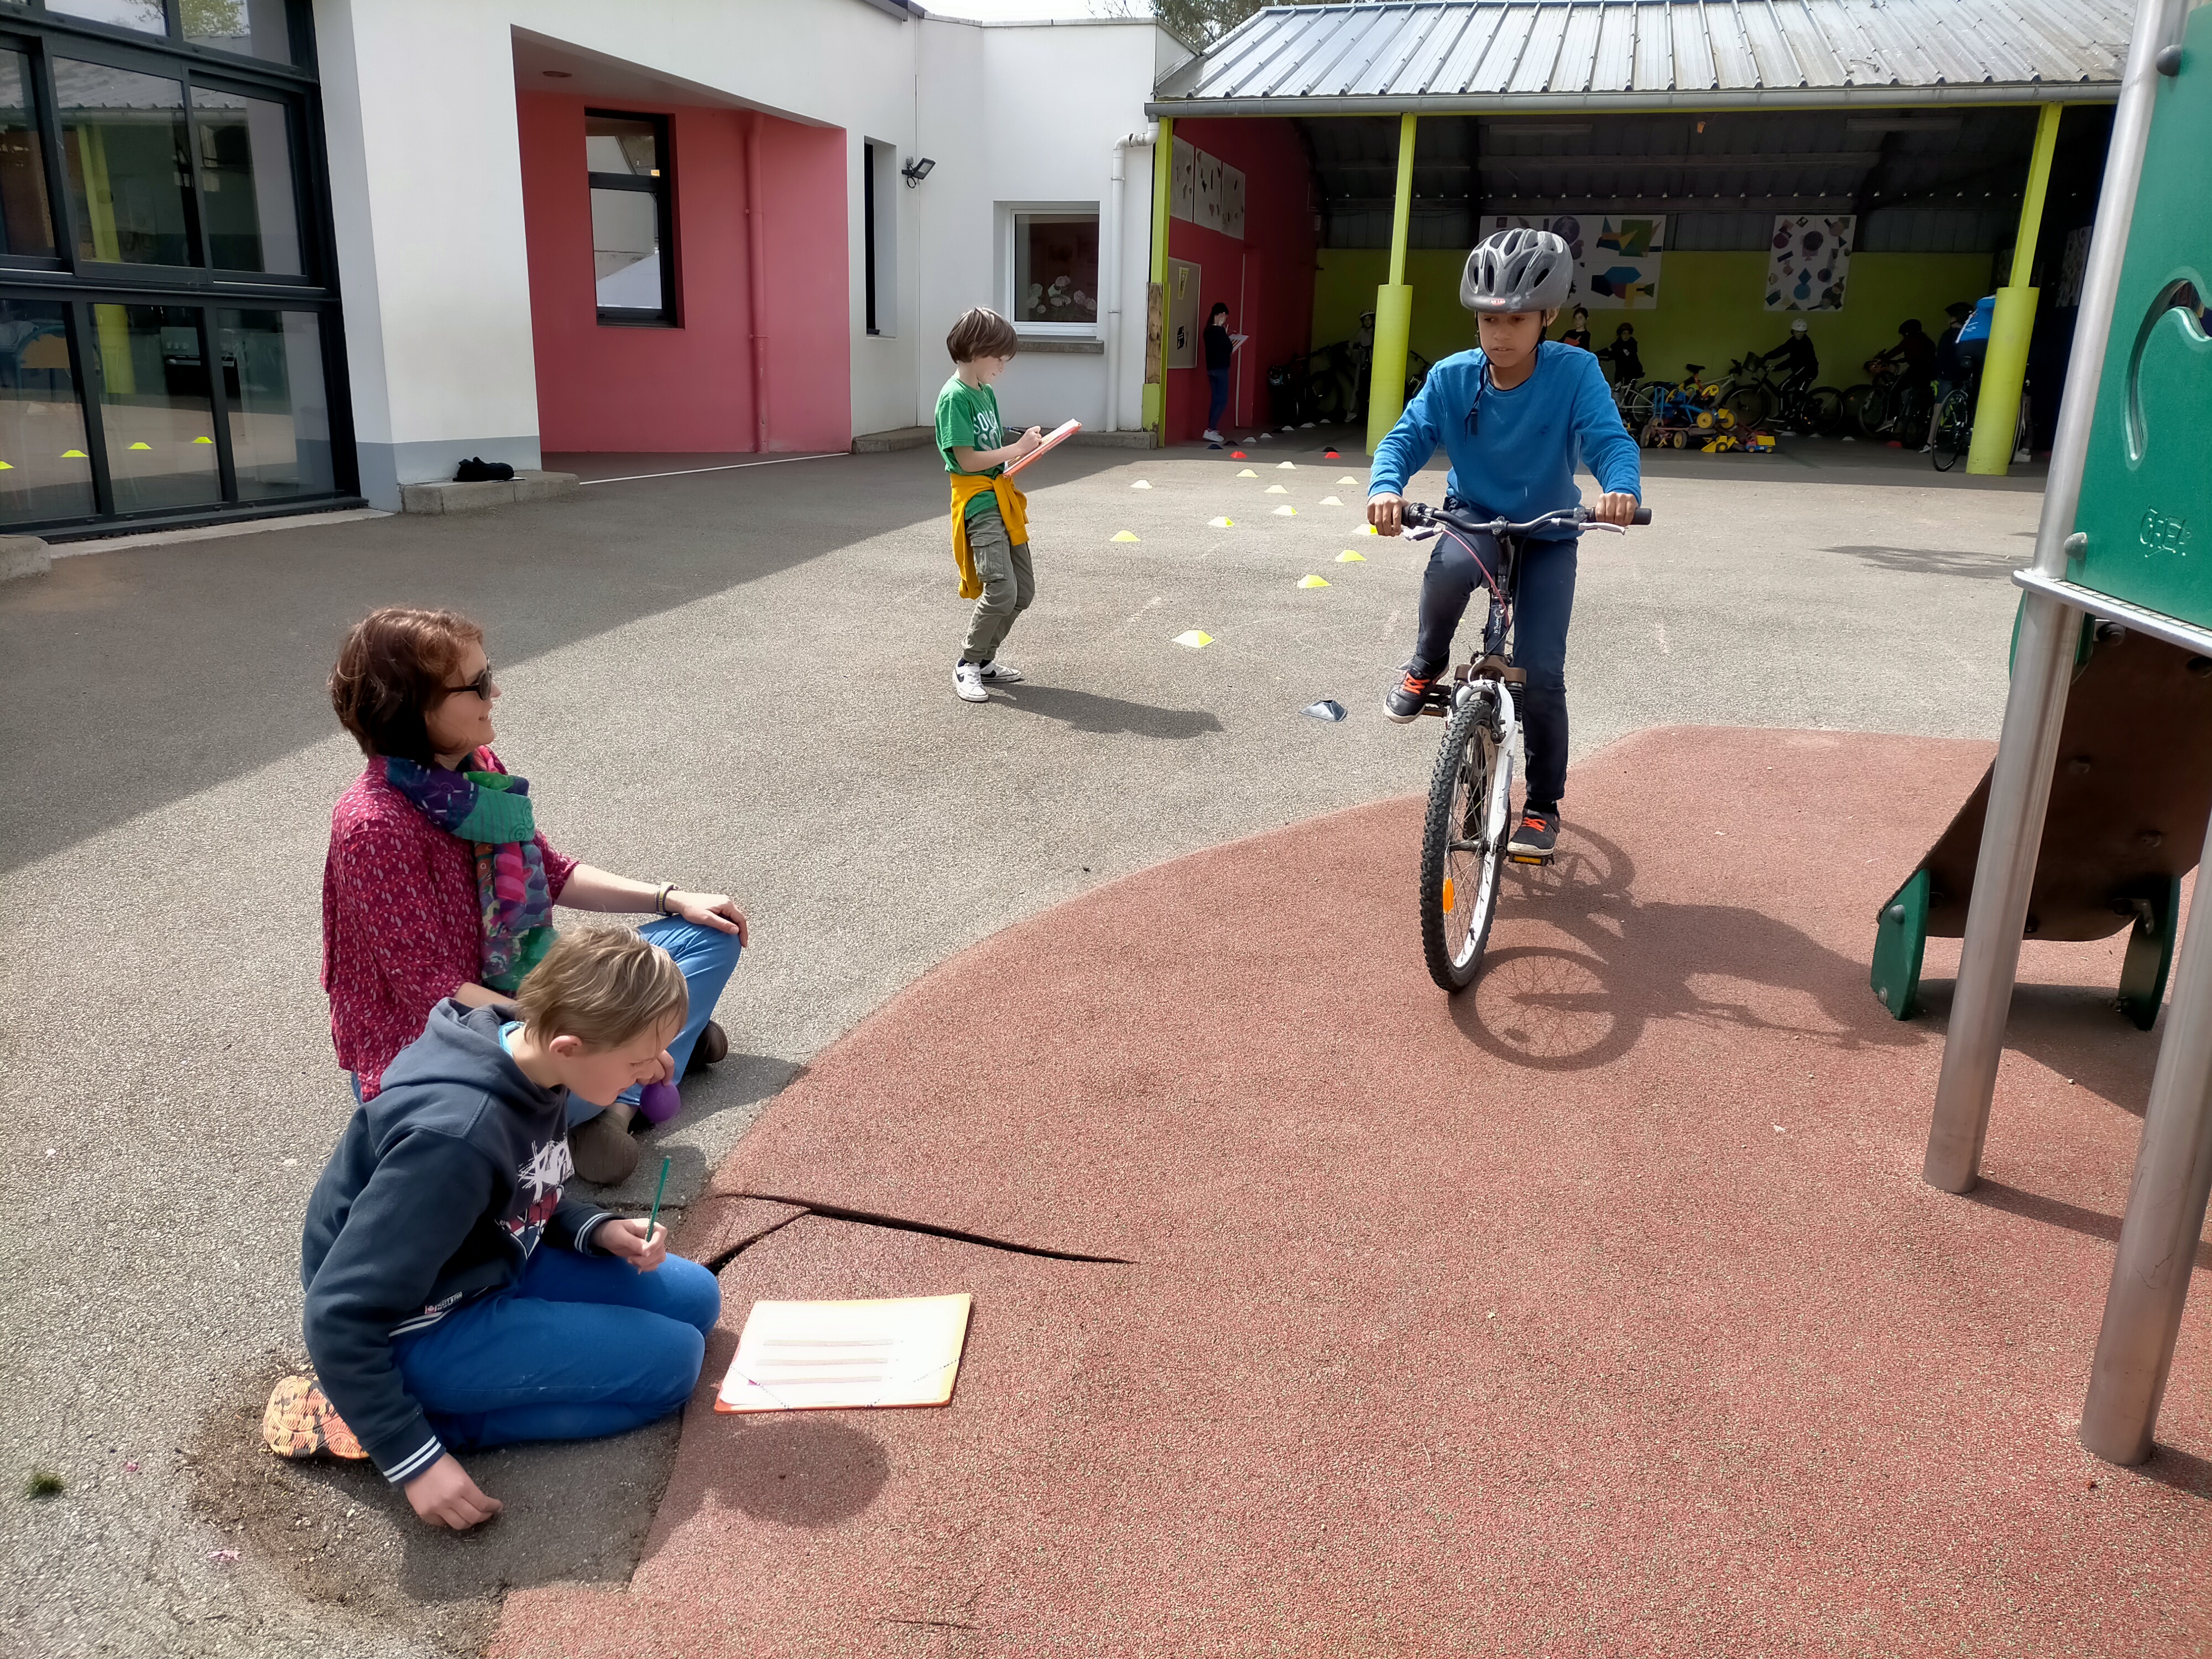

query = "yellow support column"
[1968,103,2062,476]
[1142,117,1173,437]
[1365,112,1418,456]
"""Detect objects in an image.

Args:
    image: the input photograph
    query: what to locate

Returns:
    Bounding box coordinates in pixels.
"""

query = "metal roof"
[1151,0,2131,115]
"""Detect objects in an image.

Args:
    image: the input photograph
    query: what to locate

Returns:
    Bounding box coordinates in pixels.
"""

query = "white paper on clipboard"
[1000,419,1082,479]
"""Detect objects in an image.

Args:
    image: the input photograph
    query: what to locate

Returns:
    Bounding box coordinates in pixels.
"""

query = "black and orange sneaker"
[1384,669,1436,724]
[1507,805,1560,860]
[263,1376,368,1462]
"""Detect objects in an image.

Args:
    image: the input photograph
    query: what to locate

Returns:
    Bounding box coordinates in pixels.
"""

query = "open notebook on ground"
[716,1293,974,1412]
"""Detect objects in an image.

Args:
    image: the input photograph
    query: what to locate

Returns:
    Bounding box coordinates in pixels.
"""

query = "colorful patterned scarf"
[383,753,556,994]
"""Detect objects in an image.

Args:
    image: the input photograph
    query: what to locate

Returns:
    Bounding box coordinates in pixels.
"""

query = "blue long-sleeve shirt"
[1370,342,1641,539]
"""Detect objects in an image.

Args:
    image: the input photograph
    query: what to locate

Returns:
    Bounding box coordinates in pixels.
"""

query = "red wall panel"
[517,92,849,455]
[1164,118,1316,446]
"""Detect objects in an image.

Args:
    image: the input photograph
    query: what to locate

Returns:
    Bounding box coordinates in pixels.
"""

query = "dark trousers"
[1206,367,1230,431]
[1407,528,1577,808]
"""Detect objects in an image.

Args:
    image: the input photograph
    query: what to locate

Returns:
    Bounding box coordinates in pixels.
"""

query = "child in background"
[1203,302,1234,444]
[1557,305,1592,350]
[1600,322,1644,385]
[935,307,1043,704]
[268,927,721,1531]
[1366,229,1641,861]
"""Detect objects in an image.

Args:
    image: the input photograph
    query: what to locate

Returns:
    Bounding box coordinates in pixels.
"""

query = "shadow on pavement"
[992,682,1225,739]
[0,451,955,874]
[1822,542,2023,580]
[1966,1178,2212,1274]
[1449,822,1924,1071]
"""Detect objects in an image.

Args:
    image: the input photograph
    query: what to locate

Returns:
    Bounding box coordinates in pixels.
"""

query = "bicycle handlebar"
[1400,501,1653,535]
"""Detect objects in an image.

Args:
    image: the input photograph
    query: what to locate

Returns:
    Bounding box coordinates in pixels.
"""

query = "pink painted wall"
[517,93,850,454]
[1165,118,1317,446]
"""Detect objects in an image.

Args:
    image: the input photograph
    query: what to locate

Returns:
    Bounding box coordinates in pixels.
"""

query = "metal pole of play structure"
[1921,0,2187,1195]
[2082,799,2212,1462]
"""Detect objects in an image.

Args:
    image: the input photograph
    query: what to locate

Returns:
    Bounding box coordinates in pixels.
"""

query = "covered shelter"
[1145,0,2131,472]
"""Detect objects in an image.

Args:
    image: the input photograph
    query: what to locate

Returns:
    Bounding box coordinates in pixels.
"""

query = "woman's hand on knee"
[670,891,747,945]
[405,1454,502,1530]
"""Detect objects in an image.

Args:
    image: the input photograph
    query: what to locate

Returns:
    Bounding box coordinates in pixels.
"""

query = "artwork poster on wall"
[1584,216,1664,308]
[1764,215,1855,311]
[1170,138,1248,239]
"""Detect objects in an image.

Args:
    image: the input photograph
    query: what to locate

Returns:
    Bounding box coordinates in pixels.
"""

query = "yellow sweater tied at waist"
[948,472,1029,600]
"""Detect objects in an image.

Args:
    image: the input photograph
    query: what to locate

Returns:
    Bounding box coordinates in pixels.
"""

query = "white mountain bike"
[1401,498,1653,992]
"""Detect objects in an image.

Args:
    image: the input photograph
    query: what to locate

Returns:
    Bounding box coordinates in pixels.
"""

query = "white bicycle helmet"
[1460,228,1575,314]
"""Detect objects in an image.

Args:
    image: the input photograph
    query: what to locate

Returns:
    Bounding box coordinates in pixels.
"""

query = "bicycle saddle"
[1684,362,1704,375]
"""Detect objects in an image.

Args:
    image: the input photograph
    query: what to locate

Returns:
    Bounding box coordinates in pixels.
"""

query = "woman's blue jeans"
[583,915,743,1126]
[390,1245,720,1459]
[1206,366,1231,431]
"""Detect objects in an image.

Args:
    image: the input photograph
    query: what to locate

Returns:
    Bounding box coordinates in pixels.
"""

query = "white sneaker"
[954,662,988,702]
[1202,429,1223,444]
[978,659,1022,683]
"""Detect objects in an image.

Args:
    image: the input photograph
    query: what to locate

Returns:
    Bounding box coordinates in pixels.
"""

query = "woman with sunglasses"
[322,607,747,1184]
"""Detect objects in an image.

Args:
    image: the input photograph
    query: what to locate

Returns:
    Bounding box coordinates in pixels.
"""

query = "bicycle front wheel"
[1932,388,1973,471]
[1420,686,1510,992]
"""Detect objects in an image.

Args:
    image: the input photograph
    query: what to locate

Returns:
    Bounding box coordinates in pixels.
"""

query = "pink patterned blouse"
[322,747,576,1098]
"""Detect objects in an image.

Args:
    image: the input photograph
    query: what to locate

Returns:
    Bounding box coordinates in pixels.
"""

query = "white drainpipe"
[1104,129,1151,432]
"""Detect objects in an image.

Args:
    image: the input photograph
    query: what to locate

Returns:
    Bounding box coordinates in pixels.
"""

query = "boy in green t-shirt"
[935,307,1042,703]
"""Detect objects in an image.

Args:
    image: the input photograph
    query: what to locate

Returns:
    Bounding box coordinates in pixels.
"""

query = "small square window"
[587,111,674,325]
[1011,212,1098,335]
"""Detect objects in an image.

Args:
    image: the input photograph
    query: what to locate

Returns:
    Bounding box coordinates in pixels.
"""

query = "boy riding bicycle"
[1368,228,1641,859]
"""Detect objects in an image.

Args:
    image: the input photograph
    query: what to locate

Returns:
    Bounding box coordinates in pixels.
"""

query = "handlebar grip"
[1631,507,1653,525]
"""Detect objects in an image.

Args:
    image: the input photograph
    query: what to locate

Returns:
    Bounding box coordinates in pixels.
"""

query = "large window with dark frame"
[0,0,348,533]
[587,109,674,325]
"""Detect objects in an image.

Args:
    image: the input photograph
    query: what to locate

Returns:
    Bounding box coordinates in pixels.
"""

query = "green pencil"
[645,1155,671,1248]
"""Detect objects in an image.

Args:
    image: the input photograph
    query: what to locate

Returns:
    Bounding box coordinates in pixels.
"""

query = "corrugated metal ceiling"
[1152,0,2130,113]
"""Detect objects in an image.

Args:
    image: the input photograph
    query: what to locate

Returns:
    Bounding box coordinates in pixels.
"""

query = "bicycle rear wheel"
[1932,388,1972,471]
[1804,385,1844,435]
[1420,686,1510,992]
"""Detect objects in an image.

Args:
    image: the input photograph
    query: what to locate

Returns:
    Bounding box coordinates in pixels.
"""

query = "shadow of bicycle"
[1448,821,1926,1072]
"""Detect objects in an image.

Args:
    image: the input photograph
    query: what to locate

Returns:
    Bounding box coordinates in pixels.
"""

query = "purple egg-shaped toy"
[636,1080,682,1125]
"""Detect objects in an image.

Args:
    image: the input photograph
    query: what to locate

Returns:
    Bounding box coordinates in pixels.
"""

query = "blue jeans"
[390,1244,720,1459]
[1206,367,1231,431]
[1409,525,1577,808]
[587,915,744,1125]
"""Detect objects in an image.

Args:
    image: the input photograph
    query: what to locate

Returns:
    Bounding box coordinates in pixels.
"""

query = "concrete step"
[399,469,580,515]
[0,534,50,582]
[851,427,933,453]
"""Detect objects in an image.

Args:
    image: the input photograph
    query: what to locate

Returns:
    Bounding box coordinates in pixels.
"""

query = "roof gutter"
[1146,84,2121,118]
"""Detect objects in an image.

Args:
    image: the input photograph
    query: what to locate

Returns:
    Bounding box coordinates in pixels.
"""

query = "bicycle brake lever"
[1583,521,1627,535]
[1406,527,1438,541]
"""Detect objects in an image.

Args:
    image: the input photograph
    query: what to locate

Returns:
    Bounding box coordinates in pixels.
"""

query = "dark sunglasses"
[441,664,495,701]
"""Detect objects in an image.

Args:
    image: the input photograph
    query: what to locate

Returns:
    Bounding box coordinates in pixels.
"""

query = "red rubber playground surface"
[496,728,2211,1658]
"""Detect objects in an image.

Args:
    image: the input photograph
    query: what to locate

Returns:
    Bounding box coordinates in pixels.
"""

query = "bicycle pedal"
[1506,851,1554,867]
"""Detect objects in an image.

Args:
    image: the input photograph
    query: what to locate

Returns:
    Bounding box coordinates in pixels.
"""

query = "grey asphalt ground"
[0,430,2041,1657]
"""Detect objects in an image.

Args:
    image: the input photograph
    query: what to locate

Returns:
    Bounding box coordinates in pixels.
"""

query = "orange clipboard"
[1000,418,1082,479]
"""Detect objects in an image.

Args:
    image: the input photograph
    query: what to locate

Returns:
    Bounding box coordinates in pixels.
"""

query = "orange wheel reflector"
[1441,877,1456,911]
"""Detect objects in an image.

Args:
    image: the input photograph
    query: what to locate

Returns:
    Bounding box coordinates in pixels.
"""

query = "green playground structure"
[1884,0,2212,1471]
[1870,622,2210,1029]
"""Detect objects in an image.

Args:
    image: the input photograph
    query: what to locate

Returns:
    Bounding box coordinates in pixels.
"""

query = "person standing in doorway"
[936,306,1043,705]
[1203,303,1234,446]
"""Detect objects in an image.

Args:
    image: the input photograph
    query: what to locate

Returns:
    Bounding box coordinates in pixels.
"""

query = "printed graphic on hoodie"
[503,1135,573,1258]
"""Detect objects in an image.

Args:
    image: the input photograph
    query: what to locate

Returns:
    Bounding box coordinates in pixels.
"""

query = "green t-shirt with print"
[935,373,1006,521]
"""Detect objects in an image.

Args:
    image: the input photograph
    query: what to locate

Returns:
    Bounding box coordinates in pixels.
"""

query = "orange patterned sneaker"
[262,1375,367,1461]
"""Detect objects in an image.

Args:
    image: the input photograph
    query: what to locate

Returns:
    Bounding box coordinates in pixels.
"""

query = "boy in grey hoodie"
[270,928,719,1530]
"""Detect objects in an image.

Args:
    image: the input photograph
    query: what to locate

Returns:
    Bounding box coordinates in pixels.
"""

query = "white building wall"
[313,0,1165,506]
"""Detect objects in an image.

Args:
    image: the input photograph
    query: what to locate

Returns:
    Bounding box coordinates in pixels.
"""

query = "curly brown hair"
[329,607,484,763]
